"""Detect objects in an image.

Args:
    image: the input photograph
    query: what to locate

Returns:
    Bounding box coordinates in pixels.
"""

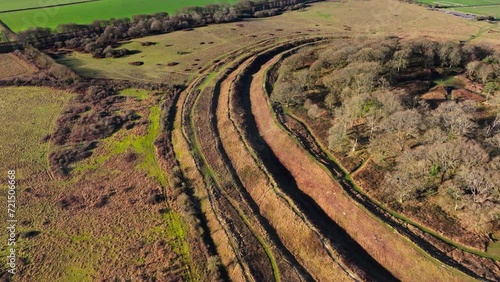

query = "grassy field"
[0,86,71,278]
[0,53,35,79]
[56,25,260,84]
[453,5,500,17]
[0,0,237,32]
[0,0,94,12]
[0,86,198,280]
[56,0,500,84]
[416,0,500,17]
[0,86,70,176]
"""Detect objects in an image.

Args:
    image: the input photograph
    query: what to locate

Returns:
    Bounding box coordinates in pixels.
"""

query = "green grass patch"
[58,241,99,282]
[415,0,500,17]
[163,211,197,281]
[416,0,500,6]
[132,105,169,187]
[433,76,464,87]
[0,0,94,12]
[63,265,94,282]
[487,232,500,257]
[453,5,500,17]
[71,234,91,243]
[316,11,332,19]
[120,88,149,100]
[73,90,168,187]
[199,72,218,89]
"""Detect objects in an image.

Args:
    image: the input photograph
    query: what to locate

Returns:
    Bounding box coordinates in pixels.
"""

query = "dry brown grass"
[0,87,200,281]
[172,78,247,282]
[57,0,500,84]
[192,84,279,282]
[250,54,476,282]
[0,53,36,79]
[217,57,354,281]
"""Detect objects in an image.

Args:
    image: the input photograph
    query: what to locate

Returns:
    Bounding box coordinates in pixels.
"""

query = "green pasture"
[0,86,71,174]
[0,0,94,12]
[417,0,500,6]
[417,0,500,17]
[453,5,500,17]
[0,0,237,32]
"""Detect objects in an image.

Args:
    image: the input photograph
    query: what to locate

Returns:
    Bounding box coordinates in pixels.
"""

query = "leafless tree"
[425,138,489,183]
[384,148,428,203]
[477,63,495,84]
[486,113,500,137]
[372,90,403,118]
[271,81,304,106]
[466,60,482,78]
[388,48,411,72]
[439,42,463,67]
[457,168,497,204]
[381,109,422,151]
[433,101,477,136]
[307,104,321,119]
[328,122,350,153]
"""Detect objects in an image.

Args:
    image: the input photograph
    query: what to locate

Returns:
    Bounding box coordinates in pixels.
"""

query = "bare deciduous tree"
[388,48,411,72]
[384,148,428,203]
[434,101,477,136]
[486,113,500,137]
[381,109,422,151]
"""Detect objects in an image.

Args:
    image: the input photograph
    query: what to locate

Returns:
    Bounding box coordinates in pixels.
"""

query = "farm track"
[171,34,498,281]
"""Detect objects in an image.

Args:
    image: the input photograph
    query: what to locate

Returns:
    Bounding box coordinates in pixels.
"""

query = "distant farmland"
[0,0,237,32]
[417,0,500,18]
[0,0,94,12]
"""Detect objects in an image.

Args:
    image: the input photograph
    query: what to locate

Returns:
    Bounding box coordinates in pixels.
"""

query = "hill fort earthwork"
[0,0,499,281]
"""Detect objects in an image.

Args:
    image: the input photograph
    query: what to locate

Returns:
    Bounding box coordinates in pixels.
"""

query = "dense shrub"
[49,141,98,176]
